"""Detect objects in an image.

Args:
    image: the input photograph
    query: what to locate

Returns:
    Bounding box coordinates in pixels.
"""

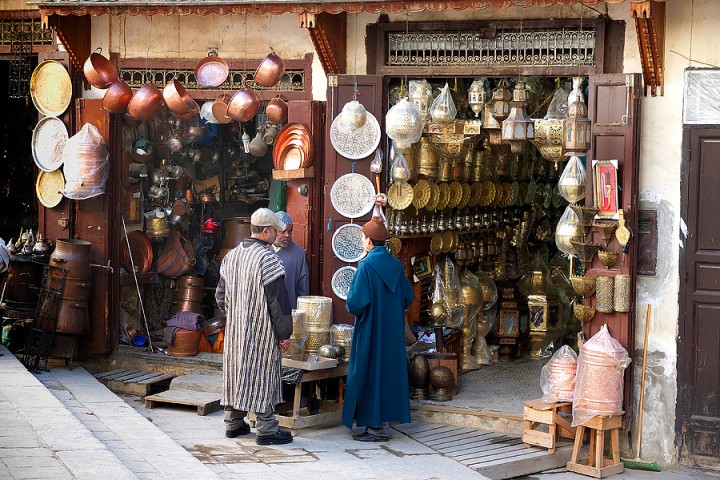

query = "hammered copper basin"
[254,50,285,88]
[102,80,132,114]
[128,82,164,120]
[227,88,260,122]
[266,95,288,124]
[83,48,119,89]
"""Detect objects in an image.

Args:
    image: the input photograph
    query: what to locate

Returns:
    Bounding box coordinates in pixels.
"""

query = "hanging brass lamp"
[563,77,592,153]
[491,79,513,123]
[501,81,534,155]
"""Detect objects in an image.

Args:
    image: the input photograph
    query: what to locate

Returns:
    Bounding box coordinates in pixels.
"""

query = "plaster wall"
[3,1,35,10]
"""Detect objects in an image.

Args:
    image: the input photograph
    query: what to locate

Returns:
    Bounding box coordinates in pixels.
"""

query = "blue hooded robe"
[342,246,415,429]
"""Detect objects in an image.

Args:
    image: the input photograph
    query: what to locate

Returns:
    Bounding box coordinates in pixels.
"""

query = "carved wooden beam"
[299,12,346,75]
[631,0,665,97]
[45,14,91,76]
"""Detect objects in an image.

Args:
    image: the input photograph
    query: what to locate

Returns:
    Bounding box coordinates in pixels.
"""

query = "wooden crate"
[567,414,624,478]
[523,398,575,453]
[95,369,175,396]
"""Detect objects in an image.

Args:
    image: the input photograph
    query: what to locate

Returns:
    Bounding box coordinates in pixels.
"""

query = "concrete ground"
[2,345,718,479]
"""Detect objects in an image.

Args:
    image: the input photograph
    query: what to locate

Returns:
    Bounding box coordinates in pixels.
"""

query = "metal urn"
[408,354,431,400]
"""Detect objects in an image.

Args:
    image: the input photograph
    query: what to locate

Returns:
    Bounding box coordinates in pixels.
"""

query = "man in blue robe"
[342,216,414,442]
[272,211,309,309]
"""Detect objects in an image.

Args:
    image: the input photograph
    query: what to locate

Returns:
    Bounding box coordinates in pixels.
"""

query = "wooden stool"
[523,398,575,453]
[567,414,624,478]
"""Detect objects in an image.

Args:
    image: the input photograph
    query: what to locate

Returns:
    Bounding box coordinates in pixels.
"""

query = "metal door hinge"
[327,75,338,88]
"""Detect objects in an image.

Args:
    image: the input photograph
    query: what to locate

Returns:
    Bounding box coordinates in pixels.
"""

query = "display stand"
[249,362,348,434]
[567,414,624,478]
[522,398,575,453]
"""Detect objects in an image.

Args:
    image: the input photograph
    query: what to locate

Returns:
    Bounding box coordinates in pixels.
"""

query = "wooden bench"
[523,398,575,453]
[566,414,624,478]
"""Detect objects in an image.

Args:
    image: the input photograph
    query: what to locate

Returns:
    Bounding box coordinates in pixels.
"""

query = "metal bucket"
[4,256,44,309]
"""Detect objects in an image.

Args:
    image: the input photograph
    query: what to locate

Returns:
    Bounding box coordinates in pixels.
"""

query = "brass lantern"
[563,77,592,153]
[501,81,534,155]
[491,79,512,123]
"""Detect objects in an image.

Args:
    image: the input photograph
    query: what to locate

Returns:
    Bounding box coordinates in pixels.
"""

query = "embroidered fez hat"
[362,216,388,242]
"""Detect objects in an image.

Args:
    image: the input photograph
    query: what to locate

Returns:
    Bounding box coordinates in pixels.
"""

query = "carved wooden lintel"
[632,0,665,97]
[300,12,346,75]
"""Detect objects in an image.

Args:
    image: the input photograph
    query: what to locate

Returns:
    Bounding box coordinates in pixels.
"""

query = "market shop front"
[10,0,719,470]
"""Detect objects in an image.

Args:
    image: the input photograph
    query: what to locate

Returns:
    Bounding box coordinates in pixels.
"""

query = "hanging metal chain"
[8,22,32,100]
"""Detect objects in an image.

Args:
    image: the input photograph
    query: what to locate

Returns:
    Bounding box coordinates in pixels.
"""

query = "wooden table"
[249,362,348,434]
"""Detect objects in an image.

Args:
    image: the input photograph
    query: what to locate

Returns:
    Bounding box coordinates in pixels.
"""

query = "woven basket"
[169,329,201,356]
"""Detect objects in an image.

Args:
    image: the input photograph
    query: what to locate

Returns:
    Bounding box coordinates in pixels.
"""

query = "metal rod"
[121,215,153,351]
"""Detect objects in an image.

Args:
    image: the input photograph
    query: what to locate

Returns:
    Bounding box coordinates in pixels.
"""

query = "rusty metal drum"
[4,256,44,310]
[49,239,92,335]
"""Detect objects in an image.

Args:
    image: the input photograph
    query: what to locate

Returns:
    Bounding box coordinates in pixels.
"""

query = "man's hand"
[279,339,291,351]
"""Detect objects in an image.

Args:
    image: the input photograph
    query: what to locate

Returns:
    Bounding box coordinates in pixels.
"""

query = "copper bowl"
[102,80,132,114]
[266,95,288,124]
[254,49,285,88]
[127,82,164,120]
[163,78,196,116]
[227,88,260,122]
[194,52,229,88]
[83,47,119,89]
[211,94,233,124]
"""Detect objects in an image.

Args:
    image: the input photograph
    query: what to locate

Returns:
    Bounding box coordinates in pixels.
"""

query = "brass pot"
[227,88,260,122]
[266,95,288,124]
[83,47,119,89]
[127,82,164,120]
[102,80,132,114]
[254,49,285,88]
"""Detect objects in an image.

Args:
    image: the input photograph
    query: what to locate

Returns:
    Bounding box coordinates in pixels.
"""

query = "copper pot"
[83,47,119,89]
[227,88,260,122]
[203,316,226,336]
[194,51,229,88]
[102,80,132,114]
[211,94,233,124]
[266,95,288,124]
[127,82,164,120]
[163,78,196,116]
[219,217,251,260]
[170,300,203,315]
[254,48,285,88]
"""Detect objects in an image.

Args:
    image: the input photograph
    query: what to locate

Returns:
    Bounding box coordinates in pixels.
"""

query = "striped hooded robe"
[216,238,292,412]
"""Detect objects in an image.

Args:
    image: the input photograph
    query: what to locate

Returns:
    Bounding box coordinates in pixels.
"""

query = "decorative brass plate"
[527,180,538,204]
[468,182,480,208]
[430,234,443,255]
[386,237,402,258]
[387,183,414,210]
[412,179,431,210]
[458,182,471,209]
[510,181,520,207]
[36,169,65,208]
[436,183,450,210]
[552,185,564,207]
[441,231,453,253]
[447,181,463,209]
[543,183,553,208]
[518,182,528,206]
[425,182,439,212]
[30,60,72,117]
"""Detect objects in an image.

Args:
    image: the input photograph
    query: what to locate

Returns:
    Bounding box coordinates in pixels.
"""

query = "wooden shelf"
[120,271,160,286]
[272,167,314,180]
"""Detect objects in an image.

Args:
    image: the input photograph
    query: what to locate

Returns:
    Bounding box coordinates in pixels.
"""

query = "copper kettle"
[254,48,285,88]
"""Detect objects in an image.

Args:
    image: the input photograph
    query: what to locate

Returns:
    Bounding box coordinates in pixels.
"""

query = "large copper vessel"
[170,275,204,315]
[219,217,251,260]
[4,256,44,309]
[49,239,92,335]
[254,49,285,88]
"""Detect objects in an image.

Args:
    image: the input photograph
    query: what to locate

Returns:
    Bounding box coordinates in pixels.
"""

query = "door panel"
[587,73,642,429]
[322,75,383,325]
[74,98,120,354]
[680,128,720,467]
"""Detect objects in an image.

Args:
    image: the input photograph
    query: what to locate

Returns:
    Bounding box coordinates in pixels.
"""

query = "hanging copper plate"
[35,169,64,208]
[121,230,153,273]
[30,60,72,117]
[273,123,311,170]
[387,183,414,211]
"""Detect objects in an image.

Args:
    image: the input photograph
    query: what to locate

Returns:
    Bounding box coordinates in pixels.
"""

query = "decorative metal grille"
[8,29,32,99]
[388,28,596,68]
[119,67,306,92]
[0,19,53,46]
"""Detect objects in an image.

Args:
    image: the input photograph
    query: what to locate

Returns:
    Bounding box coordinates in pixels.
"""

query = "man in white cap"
[272,211,309,309]
[216,207,293,445]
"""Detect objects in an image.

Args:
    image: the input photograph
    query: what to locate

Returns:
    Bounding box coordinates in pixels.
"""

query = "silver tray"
[331,266,357,300]
[330,110,381,160]
[332,223,366,263]
[32,116,68,172]
[330,173,376,219]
